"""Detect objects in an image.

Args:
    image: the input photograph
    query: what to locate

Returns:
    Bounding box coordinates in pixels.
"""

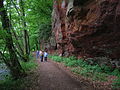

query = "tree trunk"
[12,30,24,55]
[20,0,30,61]
[27,32,30,55]
[0,0,25,79]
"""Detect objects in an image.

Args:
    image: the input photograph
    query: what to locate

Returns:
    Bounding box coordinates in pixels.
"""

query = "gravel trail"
[25,59,94,90]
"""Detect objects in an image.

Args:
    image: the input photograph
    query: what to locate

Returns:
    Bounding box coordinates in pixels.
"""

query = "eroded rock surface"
[51,0,120,68]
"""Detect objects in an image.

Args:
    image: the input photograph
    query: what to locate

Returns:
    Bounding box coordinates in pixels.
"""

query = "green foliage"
[49,55,120,83]
[111,69,120,89]
[92,72,108,81]
[112,75,120,89]
[63,58,86,67]
[0,0,52,86]
[111,69,120,76]
[49,55,120,89]
[0,57,37,90]
[72,67,108,81]
[50,55,64,62]
[38,22,52,42]
[0,77,25,90]
[26,0,53,50]
[0,0,53,55]
[20,58,37,71]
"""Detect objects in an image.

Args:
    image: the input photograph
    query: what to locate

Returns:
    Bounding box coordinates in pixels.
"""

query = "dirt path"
[25,59,95,90]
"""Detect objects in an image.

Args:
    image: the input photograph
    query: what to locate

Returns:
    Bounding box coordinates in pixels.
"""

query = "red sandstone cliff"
[51,0,120,67]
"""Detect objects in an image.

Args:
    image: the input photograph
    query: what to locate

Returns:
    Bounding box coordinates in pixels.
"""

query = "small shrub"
[50,56,64,62]
[68,56,77,60]
[20,60,37,71]
[112,75,120,89]
[65,60,78,67]
[93,72,108,81]
[111,69,120,76]
[71,67,82,74]
[79,68,91,77]
[63,58,71,64]
[101,65,112,74]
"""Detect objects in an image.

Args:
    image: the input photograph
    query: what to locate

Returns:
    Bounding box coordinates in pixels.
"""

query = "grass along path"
[49,55,120,90]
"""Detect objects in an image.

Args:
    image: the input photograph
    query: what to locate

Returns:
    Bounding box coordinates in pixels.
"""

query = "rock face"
[52,0,120,67]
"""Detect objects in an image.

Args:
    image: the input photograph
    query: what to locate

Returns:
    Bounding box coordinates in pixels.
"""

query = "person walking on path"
[40,50,44,62]
[36,50,39,59]
[44,51,48,62]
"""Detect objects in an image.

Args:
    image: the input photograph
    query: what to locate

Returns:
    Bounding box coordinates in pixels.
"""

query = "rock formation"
[51,0,120,68]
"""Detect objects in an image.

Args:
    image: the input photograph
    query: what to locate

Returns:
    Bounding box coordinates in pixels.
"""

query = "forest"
[0,0,120,90]
[0,0,52,78]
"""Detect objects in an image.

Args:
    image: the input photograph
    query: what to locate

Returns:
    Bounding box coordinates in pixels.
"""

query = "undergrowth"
[49,55,120,89]
[112,74,120,89]
[20,59,37,72]
[0,77,26,90]
[0,56,37,90]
